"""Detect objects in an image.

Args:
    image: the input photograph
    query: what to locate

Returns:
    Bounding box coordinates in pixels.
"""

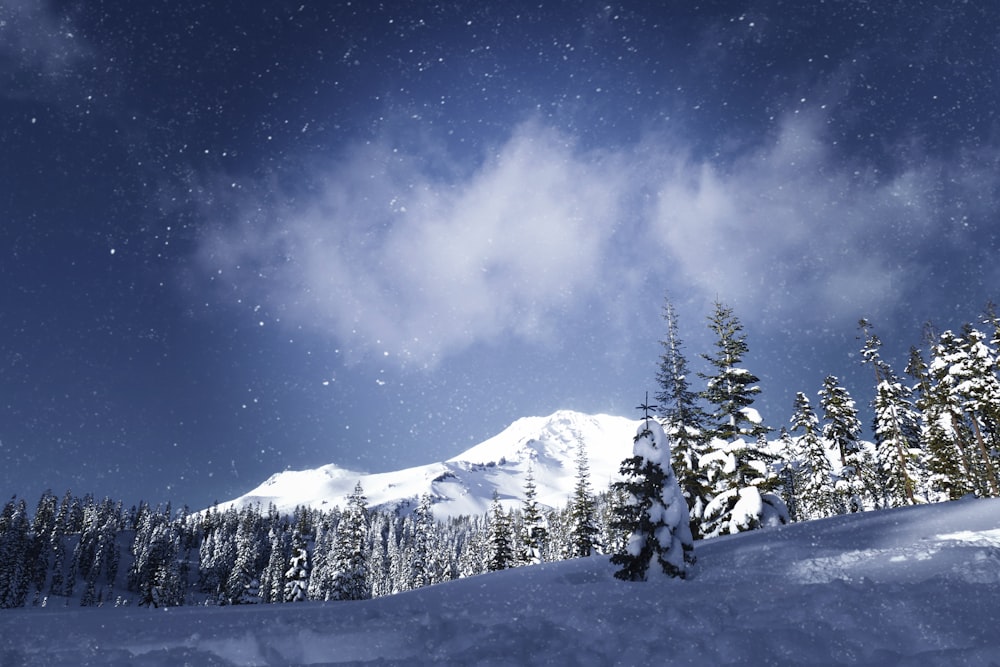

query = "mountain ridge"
[217,409,642,518]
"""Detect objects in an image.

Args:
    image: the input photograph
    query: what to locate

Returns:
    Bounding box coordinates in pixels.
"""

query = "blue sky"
[3,0,999,508]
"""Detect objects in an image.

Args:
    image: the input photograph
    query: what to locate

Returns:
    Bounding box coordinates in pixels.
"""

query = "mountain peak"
[217,410,641,518]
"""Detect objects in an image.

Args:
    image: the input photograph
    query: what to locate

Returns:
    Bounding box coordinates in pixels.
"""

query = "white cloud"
[200,122,629,363]
[647,113,945,324]
[199,112,996,366]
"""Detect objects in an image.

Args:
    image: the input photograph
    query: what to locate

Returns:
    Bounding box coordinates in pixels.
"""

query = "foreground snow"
[4,498,1000,666]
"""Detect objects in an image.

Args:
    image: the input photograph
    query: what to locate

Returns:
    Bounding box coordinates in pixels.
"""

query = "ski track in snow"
[2,498,1000,666]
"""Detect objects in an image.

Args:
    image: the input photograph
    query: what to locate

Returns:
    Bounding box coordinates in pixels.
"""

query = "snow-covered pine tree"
[486,492,514,571]
[789,392,839,519]
[655,297,711,540]
[817,375,872,512]
[259,527,288,604]
[909,344,975,501]
[953,326,1000,496]
[225,506,262,604]
[283,530,310,602]
[520,465,547,565]
[611,401,694,581]
[699,301,786,537]
[699,300,769,443]
[0,499,31,609]
[366,513,391,598]
[408,493,440,589]
[306,516,336,601]
[567,441,599,557]
[28,491,57,604]
[860,319,924,507]
[330,482,371,601]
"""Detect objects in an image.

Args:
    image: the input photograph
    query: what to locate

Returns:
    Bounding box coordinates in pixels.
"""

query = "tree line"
[2,298,999,605]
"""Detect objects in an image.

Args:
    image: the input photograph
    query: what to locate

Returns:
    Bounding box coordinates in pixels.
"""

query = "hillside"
[4,497,999,666]
[218,410,641,517]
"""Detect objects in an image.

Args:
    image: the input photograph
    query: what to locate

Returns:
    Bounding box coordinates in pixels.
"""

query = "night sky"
[3,1,1000,509]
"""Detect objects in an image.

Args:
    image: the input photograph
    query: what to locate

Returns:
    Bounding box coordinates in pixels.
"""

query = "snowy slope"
[217,410,641,517]
[4,497,1000,666]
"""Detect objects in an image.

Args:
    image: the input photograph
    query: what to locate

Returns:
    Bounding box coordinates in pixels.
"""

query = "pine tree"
[283,530,310,602]
[485,492,514,571]
[330,482,371,601]
[700,300,769,443]
[698,301,785,537]
[860,319,923,506]
[259,527,288,604]
[567,442,598,557]
[611,403,694,581]
[818,375,871,511]
[0,499,31,608]
[226,507,262,604]
[654,297,711,539]
[520,466,547,565]
[409,493,440,589]
[909,344,972,502]
[789,392,839,519]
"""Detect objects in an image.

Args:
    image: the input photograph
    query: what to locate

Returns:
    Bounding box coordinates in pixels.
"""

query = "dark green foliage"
[655,297,711,540]
[568,443,598,557]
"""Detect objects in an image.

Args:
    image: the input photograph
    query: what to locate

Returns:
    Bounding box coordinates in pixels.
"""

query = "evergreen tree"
[366,513,391,598]
[698,302,785,537]
[408,493,442,589]
[485,492,514,571]
[654,297,711,539]
[306,517,336,601]
[28,491,57,604]
[818,375,871,511]
[0,499,31,608]
[259,527,288,604]
[283,530,310,602]
[611,405,694,581]
[909,343,973,502]
[789,392,839,519]
[700,300,769,442]
[567,442,598,557]
[330,482,371,601]
[520,466,547,565]
[925,331,988,498]
[860,319,924,506]
[226,506,262,604]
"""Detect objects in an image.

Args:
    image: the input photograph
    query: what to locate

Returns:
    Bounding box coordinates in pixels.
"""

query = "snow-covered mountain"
[217,410,642,518]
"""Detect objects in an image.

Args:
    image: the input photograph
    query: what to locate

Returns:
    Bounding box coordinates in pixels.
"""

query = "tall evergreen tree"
[699,301,785,537]
[330,482,371,600]
[520,466,547,565]
[567,442,598,557]
[699,300,769,442]
[860,319,924,506]
[928,327,1000,497]
[910,344,976,501]
[654,297,711,539]
[485,492,514,571]
[817,375,871,511]
[789,392,839,519]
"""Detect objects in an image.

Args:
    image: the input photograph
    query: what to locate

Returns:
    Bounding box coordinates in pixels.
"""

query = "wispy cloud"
[199,122,629,363]
[198,112,1000,365]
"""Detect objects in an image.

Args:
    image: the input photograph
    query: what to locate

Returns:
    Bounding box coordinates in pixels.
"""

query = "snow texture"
[3,497,999,666]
